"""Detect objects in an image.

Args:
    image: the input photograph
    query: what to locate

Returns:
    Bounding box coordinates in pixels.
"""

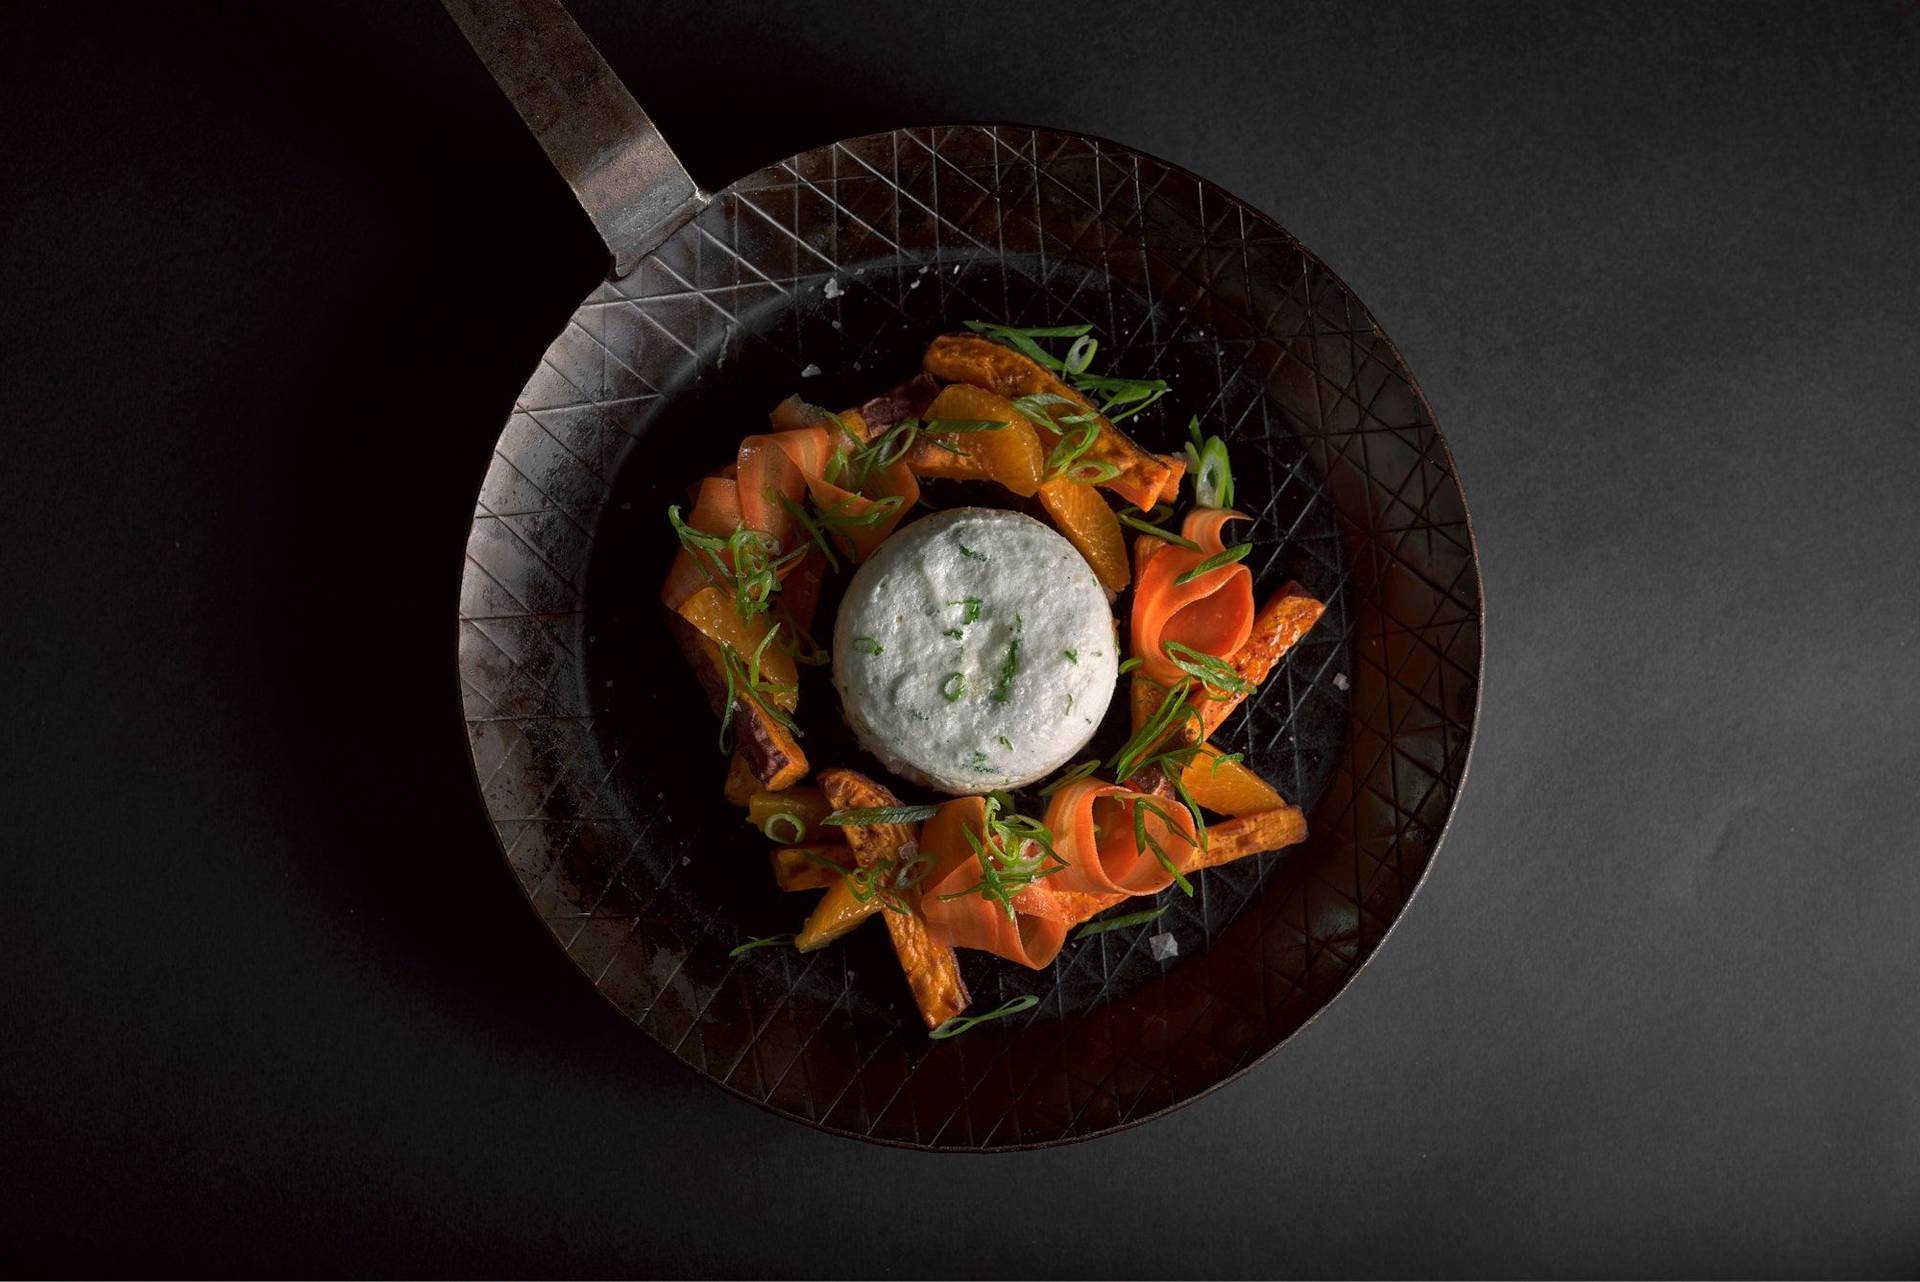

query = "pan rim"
[453,119,1487,1151]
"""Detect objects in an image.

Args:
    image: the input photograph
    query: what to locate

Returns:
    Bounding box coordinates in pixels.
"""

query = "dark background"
[5,0,1918,1275]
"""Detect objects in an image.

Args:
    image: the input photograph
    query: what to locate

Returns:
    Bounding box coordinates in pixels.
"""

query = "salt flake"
[1333,672,1350,691]
[1148,932,1179,961]
[799,363,822,378]
[822,278,844,299]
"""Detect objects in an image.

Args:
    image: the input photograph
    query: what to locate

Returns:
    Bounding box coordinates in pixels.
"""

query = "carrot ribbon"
[1128,508,1255,687]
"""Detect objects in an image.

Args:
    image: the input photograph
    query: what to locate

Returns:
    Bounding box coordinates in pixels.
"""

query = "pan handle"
[439,0,707,277]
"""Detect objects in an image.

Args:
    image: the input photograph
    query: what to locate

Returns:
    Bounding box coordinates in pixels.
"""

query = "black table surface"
[6,0,1918,1276]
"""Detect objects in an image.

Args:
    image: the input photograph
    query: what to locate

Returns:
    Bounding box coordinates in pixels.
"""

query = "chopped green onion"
[941,672,967,702]
[1063,333,1098,376]
[667,506,792,622]
[1070,372,1170,423]
[819,494,903,529]
[949,598,982,623]
[1173,542,1252,585]
[1038,759,1101,796]
[1043,420,1101,475]
[804,849,910,914]
[667,504,727,555]
[1072,906,1167,939]
[1131,797,1196,896]
[963,320,1092,371]
[839,860,913,915]
[760,811,807,843]
[729,933,797,957]
[774,604,830,666]
[996,735,1012,750]
[1010,392,1100,439]
[773,490,842,571]
[1118,657,1144,675]
[988,615,1021,704]
[1116,508,1202,551]
[853,636,883,655]
[956,540,987,561]
[821,804,941,827]
[1168,764,1209,855]
[1109,677,1199,780]
[935,790,1064,921]
[715,638,801,753]
[1063,649,1078,664]
[1162,640,1254,697]
[1063,459,1121,485]
[1184,417,1236,508]
[745,623,778,688]
[942,628,963,640]
[929,993,1040,1040]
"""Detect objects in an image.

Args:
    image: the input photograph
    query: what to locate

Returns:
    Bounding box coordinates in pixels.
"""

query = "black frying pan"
[444,0,1483,1150]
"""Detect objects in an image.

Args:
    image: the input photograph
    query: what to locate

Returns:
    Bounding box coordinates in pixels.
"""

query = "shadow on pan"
[446,0,1483,1149]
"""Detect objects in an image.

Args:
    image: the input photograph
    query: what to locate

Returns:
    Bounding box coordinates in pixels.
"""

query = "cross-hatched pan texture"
[458,126,1483,1149]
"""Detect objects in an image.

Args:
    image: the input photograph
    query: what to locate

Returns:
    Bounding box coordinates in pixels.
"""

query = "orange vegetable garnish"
[1186,806,1308,870]
[676,585,797,703]
[758,422,920,562]
[1178,745,1288,817]
[917,797,1068,971]
[1191,583,1327,740]
[1042,777,1200,897]
[746,786,833,840]
[814,769,969,1028]
[919,383,1045,496]
[1038,476,1129,593]
[922,334,1171,510]
[771,844,853,892]
[723,749,760,807]
[660,475,746,609]
[1010,883,1127,928]
[1129,507,1255,686]
[735,433,806,547]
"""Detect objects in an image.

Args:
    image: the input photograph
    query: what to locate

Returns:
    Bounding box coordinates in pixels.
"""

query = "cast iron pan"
[445,0,1484,1150]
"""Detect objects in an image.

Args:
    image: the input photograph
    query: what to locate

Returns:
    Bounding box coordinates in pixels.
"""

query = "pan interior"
[458,126,1479,1149]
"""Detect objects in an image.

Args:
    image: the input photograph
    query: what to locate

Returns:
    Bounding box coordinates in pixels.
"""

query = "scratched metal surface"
[456,125,1482,1149]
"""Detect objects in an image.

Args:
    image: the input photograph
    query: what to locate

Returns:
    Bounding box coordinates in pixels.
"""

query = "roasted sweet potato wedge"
[1153,453,1187,505]
[817,767,970,1028]
[923,334,1171,511]
[666,611,808,793]
[1187,805,1308,870]
[1196,583,1327,738]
